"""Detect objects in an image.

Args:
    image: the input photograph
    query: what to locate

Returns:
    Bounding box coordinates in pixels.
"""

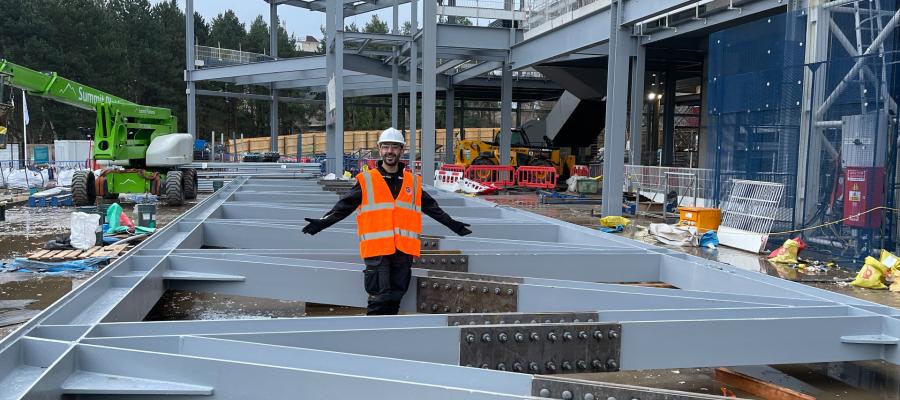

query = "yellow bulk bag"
[849,256,888,290]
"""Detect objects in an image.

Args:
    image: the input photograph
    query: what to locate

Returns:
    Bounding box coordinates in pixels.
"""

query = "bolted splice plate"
[421,236,441,250]
[416,276,518,314]
[412,254,468,272]
[447,312,601,327]
[459,323,622,375]
[531,376,728,399]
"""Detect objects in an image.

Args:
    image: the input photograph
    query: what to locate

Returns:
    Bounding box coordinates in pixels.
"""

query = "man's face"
[379,143,403,166]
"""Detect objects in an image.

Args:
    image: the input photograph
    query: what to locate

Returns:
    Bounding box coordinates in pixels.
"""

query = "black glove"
[451,221,472,237]
[302,217,327,235]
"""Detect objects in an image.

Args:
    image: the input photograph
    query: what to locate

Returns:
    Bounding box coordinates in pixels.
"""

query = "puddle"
[144,289,308,321]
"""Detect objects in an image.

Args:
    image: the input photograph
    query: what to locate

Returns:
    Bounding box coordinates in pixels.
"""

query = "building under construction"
[0,0,899,398]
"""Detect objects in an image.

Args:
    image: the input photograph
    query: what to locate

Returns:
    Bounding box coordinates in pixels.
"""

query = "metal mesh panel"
[719,180,785,234]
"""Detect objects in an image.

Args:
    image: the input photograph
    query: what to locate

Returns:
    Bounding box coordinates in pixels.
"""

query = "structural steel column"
[629,45,645,165]
[391,0,400,129]
[601,0,631,216]
[444,85,456,164]
[408,0,418,171]
[661,71,675,166]
[794,3,830,226]
[499,63,512,166]
[325,0,345,174]
[460,99,466,140]
[422,0,438,180]
[185,0,196,138]
[270,2,279,153]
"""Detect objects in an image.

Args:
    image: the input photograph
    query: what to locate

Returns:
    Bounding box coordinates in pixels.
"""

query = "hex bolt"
[576,360,587,370]
[431,304,439,312]
[498,332,509,343]
[529,362,540,372]
[545,362,557,372]
[578,331,589,340]
[513,362,524,372]
[420,302,427,310]
[607,330,619,340]
[440,258,446,264]
[469,308,477,313]
[481,287,489,294]
[606,359,618,370]
[480,363,490,369]
[453,321,460,326]
[420,281,427,288]
[450,259,457,264]
[561,391,573,400]
[593,330,604,340]
[456,284,463,291]
[558,318,566,323]
[481,333,492,343]
[573,319,580,323]
[469,286,477,292]
[432,282,440,289]
[530,319,538,324]
[547,332,558,342]
[443,306,450,312]
[513,320,521,324]
[563,331,573,341]
[443,284,451,291]
[561,361,573,371]
[539,388,551,398]
[465,333,476,343]
[506,288,515,296]
[455,307,463,313]
[583,394,595,400]
[544,319,552,323]
[606,397,616,400]
[514,332,525,342]
[591,359,603,370]
[494,287,501,295]
[530,332,541,342]
[496,363,507,371]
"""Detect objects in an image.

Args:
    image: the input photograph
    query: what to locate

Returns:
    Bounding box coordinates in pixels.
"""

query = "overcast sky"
[151,0,415,41]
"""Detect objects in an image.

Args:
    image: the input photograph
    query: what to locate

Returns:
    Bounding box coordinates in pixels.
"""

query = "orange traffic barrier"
[440,164,467,174]
[465,165,516,188]
[517,166,558,189]
[571,164,590,177]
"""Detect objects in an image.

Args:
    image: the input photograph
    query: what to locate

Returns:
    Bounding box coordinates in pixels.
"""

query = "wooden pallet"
[27,245,129,261]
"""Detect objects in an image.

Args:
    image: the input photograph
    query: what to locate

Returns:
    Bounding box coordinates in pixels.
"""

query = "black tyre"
[72,170,96,206]
[471,156,497,166]
[182,169,197,200]
[165,171,184,206]
[527,158,554,168]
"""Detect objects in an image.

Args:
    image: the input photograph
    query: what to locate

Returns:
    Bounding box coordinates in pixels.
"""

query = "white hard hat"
[377,127,405,146]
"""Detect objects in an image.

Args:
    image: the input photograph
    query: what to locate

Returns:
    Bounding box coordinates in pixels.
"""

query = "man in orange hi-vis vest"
[302,128,472,315]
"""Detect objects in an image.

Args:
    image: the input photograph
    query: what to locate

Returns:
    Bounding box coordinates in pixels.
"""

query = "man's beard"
[383,154,398,166]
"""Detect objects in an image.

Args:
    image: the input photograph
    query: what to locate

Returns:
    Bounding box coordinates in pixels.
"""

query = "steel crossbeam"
[0,175,897,399]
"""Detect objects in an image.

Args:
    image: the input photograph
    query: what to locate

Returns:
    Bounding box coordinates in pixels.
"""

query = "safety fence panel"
[440,164,468,174]
[517,166,557,189]
[465,165,516,188]
[570,165,590,177]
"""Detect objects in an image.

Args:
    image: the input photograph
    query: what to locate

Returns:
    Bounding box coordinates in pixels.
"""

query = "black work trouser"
[363,252,413,315]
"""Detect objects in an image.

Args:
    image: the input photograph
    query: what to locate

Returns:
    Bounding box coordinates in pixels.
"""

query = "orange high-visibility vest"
[356,169,423,258]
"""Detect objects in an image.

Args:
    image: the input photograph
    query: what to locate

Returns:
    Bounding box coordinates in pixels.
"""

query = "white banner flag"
[22,90,29,126]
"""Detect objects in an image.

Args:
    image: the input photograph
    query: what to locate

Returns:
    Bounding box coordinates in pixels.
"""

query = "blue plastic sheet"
[597,225,624,233]
[700,231,719,249]
[4,257,109,274]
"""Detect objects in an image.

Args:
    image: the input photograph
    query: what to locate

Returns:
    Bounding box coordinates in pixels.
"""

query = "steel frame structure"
[0,176,898,398]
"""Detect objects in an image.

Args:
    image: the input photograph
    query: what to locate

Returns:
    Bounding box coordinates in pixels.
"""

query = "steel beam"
[422,0,438,181]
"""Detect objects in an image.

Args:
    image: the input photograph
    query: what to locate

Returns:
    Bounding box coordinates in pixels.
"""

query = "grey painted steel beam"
[422,0,438,181]
[195,89,322,104]
[185,0,197,138]
[452,61,503,84]
[600,0,630,217]
[190,56,325,82]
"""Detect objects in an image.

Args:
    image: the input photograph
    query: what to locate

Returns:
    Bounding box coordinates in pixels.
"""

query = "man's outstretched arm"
[302,182,363,235]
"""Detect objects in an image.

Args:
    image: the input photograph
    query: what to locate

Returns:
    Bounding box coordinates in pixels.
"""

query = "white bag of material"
[69,212,101,250]
[57,168,77,187]
[5,169,47,189]
[322,173,337,181]
[648,223,699,247]
[566,175,579,192]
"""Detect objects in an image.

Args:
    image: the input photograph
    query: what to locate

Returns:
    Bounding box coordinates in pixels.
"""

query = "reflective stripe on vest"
[395,200,420,212]
[359,229,395,241]
[394,228,420,239]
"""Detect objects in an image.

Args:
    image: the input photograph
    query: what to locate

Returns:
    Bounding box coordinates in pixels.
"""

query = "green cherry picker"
[0,59,197,206]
